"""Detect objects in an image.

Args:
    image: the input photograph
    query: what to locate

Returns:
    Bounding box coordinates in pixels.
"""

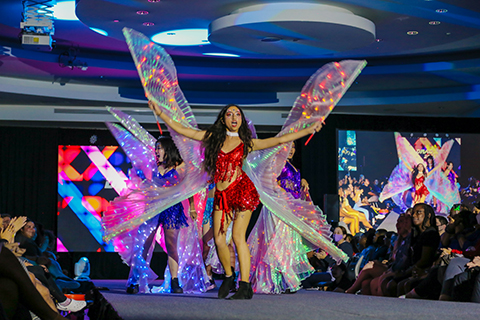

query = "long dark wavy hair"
[411,163,426,185]
[202,104,253,178]
[412,203,437,233]
[156,136,183,169]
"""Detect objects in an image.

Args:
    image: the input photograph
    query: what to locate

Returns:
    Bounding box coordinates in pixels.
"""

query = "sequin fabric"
[202,197,214,227]
[277,161,302,199]
[214,143,244,183]
[414,175,429,198]
[214,143,260,230]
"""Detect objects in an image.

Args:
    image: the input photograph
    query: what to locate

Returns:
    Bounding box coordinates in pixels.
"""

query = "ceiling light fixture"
[143,22,154,26]
[203,53,240,57]
[429,21,441,25]
[148,0,161,2]
[152,29,210,46]
[52,0,78,21]
[436,9,448,13]
[407,31,419,35]
[136,10,149,15]
[208,2,375,56]
[90,27,108,36]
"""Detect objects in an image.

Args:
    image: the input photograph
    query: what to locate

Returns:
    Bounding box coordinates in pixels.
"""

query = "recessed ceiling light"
[52,0,78,21]
[143,22,155,26]
[429,21,441,25]
[203,53,240,57]
[136,10,149,15]
[436,9,448,13]
[113,19,120,23]
[90,27,108,36]
[148,0,161,2]
[152,29,210,46]
[407,31,419,35]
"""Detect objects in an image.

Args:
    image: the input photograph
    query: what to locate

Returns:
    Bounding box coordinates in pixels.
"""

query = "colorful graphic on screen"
[57,145,132,252]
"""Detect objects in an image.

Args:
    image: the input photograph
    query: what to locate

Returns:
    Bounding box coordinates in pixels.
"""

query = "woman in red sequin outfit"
[149,101,322,299]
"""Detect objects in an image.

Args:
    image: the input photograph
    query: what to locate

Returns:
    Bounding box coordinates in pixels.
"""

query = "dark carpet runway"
[93,280,480,320]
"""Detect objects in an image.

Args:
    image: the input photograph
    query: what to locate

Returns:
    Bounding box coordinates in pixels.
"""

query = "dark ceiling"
[1,0,480,127]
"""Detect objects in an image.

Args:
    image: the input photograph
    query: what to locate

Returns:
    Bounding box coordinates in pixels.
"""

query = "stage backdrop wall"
[1,114,474,278]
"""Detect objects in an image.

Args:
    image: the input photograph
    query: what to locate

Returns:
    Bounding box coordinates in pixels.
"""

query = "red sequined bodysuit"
[214,142,260,231]
[414,175,429,197]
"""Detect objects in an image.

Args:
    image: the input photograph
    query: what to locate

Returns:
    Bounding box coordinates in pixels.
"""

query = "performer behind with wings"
[248,143,316,294]
[149,101,321,299]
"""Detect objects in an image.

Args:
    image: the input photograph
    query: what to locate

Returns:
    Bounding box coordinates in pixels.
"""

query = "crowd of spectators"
[303,201,480,304]
[0,213,87,320]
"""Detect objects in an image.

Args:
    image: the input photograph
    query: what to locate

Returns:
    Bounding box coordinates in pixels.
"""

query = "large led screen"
[57,145,132,252]
[336,130,480,234]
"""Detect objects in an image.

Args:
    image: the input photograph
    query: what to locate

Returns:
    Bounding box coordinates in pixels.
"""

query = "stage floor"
[92,279,480,320]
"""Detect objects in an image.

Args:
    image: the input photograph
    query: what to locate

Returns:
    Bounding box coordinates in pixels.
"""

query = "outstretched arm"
[148,101,206,141]
[252,122,322,151]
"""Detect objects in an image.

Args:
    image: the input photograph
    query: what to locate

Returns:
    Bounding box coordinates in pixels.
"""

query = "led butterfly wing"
[102,29,209,241]
[424,139,460,208]
[245,60,366,262]
[379,132,424,203]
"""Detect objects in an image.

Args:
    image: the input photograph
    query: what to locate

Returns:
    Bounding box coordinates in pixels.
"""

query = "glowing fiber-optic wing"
[379,133,422,203]
[244,60,366,263]
[425,139,460,208]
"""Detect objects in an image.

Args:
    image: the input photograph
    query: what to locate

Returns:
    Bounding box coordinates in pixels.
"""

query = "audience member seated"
[436,216,448,238]
[405,211,480,301]
[387,203,440,297]
[15,219,79,290]
[0,217,84,319]
[345,213,410,295]
[1,214,12,231]
[301,228,356,289]
[323,262,353,293]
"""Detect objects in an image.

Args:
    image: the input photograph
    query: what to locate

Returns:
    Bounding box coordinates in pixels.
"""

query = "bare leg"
[232,210,253,282]
[163,226,180,278]
[213,210,232,277]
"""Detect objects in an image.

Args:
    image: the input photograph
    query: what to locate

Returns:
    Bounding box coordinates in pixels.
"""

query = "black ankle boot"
[228,281,253,300]
[230,267,237,292]
[171,278,183,294]
[126,284,139,294]
[218,274,235,299]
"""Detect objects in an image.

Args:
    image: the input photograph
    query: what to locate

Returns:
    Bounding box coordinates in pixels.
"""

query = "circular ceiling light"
[436,9,448,13]
[429,21,441,25]
[136,10,149,15]
[52,0,78,21]
[152,29,210,46]
[203,53,240,57]
[407,31,419,35]
[90,27,108,36]
[143,22,155,26]
[208,2,375,56]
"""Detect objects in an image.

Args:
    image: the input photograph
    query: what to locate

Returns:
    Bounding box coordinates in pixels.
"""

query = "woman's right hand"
[148,100,161,115]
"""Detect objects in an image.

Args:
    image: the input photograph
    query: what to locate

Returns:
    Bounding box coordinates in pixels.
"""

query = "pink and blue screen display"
[57,145,131,252]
